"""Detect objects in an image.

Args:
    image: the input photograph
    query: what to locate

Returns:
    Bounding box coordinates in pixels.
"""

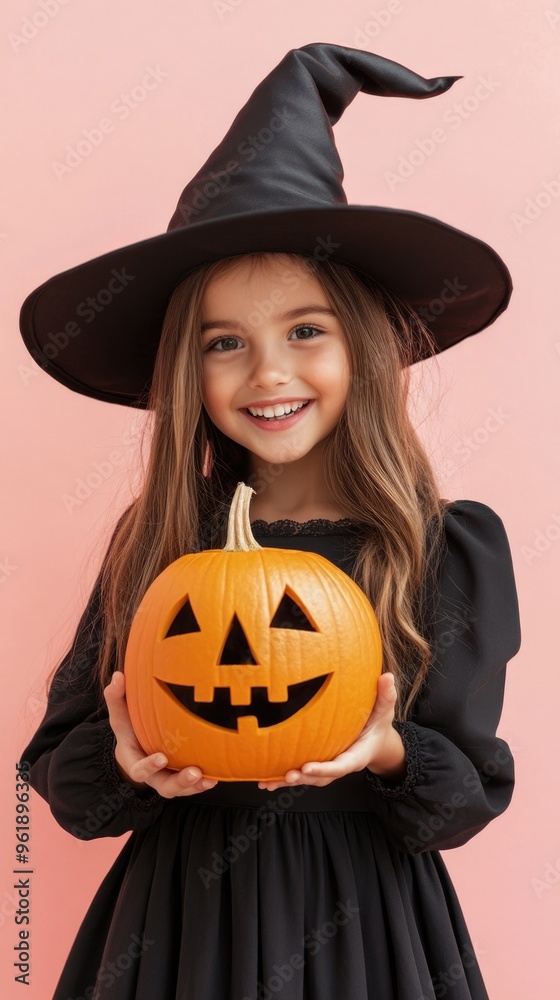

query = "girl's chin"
[243,439,313,466]
[249,444,309,462]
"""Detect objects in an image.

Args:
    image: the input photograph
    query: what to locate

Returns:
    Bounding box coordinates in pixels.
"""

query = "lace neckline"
[249,517,368,536]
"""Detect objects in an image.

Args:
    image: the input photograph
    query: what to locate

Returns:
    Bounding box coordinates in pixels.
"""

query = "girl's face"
[200,256,351,469]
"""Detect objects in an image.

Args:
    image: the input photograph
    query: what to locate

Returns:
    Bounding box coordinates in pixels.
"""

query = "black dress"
[19,500,521,1000]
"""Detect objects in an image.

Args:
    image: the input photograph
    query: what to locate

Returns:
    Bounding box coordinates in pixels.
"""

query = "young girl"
[19,44,521,1000]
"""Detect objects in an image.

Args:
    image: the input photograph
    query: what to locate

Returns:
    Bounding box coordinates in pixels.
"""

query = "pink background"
[3,1,560,996]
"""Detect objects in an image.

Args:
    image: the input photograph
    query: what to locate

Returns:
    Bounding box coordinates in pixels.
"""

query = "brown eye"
[290,325,324,340]
[204,336,242,353]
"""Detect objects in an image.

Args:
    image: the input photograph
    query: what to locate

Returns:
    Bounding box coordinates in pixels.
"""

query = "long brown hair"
[49,251,451,721]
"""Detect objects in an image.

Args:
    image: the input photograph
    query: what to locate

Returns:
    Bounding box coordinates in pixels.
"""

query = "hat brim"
[19,205,512,408]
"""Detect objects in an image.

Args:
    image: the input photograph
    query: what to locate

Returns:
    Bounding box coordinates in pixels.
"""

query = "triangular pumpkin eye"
[165,598,201,637]
[270,589,317,631]
[219,613,257,665]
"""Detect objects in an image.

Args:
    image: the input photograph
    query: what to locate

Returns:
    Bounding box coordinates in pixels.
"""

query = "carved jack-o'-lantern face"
[163,586,331,731]
[124,484,382,781]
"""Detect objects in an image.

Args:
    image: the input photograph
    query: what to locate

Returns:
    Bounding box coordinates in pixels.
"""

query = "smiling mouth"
[160,673,330,730]
[244,401,311,421]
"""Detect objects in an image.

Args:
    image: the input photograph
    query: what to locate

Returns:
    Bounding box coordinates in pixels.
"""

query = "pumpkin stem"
[223,482,263,551]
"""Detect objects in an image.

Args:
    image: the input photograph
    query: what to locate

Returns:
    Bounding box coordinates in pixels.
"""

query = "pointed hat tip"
[425,73,463,90]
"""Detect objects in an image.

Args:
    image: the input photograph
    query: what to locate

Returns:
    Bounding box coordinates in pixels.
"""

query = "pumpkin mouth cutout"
[161,673,331,730]
[157,584,331,730]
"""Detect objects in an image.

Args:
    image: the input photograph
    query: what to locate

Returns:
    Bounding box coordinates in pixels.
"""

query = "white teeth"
[247,400,309,418]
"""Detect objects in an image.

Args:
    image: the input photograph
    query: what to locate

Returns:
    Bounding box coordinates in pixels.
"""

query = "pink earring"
[202,442,212,477]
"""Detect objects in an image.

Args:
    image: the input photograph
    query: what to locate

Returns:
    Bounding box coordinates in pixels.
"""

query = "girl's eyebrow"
[200,305,336,334]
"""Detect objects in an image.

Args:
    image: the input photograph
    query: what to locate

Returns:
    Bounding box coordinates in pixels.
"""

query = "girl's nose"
[246,346,294,386]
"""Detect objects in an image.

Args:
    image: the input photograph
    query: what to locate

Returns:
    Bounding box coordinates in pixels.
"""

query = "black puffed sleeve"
[19,519,165,840]
[363,500,521,854]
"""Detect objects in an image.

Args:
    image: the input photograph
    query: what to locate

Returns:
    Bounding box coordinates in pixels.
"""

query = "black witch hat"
[19,42,512,409]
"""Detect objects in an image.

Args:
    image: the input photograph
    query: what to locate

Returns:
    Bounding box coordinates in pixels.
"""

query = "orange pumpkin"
[124,482,382,781]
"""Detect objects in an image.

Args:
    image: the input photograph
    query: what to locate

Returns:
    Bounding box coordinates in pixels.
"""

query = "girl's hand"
[103,671,218,798]
[258,672,403,792]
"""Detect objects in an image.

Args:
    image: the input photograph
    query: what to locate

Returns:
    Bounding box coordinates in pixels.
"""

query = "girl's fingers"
[104,674,219,795]
[257,764,346,789]
[258,775,337,791]
[103,671,136,741]
[301,754,359,778]
[371,672,397,712]
[105,673,169,784]
[123,756,218,796]
[258,681,399,789]
[358,673,397,733]
[126,752,170,785]
[153,767,218,798]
